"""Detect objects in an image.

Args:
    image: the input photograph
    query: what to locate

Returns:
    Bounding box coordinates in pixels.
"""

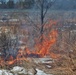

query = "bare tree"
[35,0,56,42]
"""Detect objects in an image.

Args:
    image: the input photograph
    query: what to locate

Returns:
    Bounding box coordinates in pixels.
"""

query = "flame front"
[36,30,58,57]
[0,20,59,66]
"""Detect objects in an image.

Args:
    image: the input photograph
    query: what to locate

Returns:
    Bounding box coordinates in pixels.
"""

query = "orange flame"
[36,30,58,57]
[0,20,59,66]
[50,52,60,59]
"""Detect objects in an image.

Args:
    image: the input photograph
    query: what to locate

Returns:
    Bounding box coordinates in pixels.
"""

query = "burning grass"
[0,11,76,75]
[0,20,59,68]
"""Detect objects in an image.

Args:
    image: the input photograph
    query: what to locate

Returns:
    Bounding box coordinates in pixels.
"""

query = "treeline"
[0,0,76,10]
[0,0,34,9]
[52,0,76,10]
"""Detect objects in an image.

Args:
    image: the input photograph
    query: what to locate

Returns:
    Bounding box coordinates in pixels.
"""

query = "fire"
[50,52,60,59]
[0,20,59,66]
[0,59,5,67]
[44,20,58,29]
[36,30,58,57]
[6,60,16,65]
[6,56,16,65]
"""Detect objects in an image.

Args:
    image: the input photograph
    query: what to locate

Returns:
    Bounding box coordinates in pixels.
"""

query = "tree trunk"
[40,2,44,43]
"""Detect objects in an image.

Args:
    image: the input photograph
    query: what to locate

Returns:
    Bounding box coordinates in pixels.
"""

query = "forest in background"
[0,0,76,10]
